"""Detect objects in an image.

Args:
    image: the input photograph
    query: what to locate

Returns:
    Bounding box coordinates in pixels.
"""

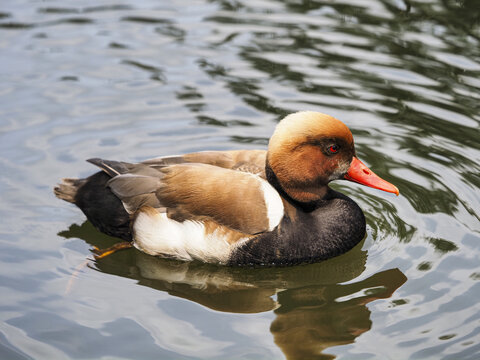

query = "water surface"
[0,0,479,359]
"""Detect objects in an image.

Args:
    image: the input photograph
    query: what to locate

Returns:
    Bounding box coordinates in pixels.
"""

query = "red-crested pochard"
[55,111,398,266]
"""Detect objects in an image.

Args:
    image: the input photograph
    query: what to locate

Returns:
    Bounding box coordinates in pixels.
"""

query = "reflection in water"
[60,221,406,359]
[272,268,406,360]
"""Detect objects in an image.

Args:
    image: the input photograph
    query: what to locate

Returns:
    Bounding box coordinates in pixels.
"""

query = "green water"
[0,0,479,359]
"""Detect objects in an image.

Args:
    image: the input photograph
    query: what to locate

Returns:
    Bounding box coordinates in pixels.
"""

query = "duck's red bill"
[344,157,399,196]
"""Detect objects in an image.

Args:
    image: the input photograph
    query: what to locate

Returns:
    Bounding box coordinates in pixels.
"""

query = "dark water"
[1,0,479,359]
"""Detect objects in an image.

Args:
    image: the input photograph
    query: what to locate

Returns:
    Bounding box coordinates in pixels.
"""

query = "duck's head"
[267,111,399,203]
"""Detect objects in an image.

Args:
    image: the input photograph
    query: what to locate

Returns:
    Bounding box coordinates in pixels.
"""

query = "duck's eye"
[328,144,339,154]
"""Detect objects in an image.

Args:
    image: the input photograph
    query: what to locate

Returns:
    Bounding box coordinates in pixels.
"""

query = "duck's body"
[55,112,398,266]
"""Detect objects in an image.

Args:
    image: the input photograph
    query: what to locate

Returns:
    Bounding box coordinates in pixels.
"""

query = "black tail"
[55,171,132,241]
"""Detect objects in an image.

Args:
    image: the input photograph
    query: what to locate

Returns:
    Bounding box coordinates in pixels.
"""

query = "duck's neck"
[265,161,328,213]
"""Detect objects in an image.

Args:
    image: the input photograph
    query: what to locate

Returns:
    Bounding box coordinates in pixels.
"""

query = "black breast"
[229,189,366,266]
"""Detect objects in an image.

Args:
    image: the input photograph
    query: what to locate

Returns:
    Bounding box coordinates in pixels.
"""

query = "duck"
[54,111,399,266]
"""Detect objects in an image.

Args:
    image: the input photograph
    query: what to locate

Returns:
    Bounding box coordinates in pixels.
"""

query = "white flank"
[258,178,284,230]
[132,210,248,263]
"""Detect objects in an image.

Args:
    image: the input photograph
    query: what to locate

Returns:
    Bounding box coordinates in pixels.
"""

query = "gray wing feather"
[121,194,163,214]
[106,173,164,214]
[87,158,133,177]
[107,174,162,198]
[87,158,166,214]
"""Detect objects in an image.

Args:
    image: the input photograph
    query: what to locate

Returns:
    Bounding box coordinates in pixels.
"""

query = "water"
[0,0,479,359]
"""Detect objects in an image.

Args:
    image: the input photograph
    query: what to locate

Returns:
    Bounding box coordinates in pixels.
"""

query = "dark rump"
[74,171,132,241]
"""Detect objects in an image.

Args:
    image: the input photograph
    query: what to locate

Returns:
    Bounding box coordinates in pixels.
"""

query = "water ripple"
[0,0,479,359]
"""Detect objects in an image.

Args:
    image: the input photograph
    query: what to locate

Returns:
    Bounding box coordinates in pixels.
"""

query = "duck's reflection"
[60,221,407,360]
[271,268,406,360]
